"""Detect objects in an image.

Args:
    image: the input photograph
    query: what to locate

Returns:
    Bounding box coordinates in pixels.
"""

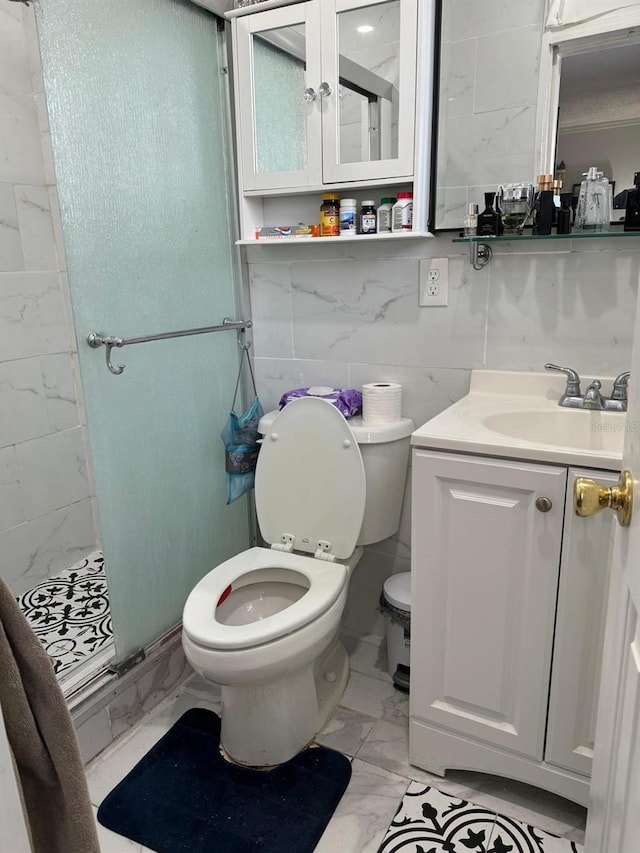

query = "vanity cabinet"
[227,0,434,240]
[410,450,616,806]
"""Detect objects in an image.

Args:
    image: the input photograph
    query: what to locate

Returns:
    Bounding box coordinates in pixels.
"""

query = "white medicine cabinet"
[226,0,435,243]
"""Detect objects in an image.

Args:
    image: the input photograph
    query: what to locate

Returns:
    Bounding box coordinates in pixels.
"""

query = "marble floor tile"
[342,633,392,683]
[340,670,409,724]
[315,705,377,756]
[314,758,409,853]
[356,718,478,797]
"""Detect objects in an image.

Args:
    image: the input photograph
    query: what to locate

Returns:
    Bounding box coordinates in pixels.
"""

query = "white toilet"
[182,396,413,767]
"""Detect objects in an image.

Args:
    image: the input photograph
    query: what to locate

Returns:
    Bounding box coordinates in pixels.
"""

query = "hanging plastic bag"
[220,343,264,505]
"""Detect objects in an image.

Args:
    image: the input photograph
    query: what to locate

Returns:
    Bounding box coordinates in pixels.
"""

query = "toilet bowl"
[182,395,413,767]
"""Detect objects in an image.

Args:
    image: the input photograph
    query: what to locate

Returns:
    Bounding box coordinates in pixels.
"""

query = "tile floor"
[18,551,113,678]
[86,636,587,853]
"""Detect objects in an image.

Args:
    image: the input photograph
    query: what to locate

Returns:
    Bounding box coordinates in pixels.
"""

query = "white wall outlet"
[419,258,448,307]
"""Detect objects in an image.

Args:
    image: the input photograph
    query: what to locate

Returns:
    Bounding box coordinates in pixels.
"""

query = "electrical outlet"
[419,258,448,306]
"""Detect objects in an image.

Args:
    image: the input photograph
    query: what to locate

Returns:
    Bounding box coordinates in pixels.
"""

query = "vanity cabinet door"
[234,3,323,191]
[545,466,618,778]
[320,0,418,183]
[411,450,566,761]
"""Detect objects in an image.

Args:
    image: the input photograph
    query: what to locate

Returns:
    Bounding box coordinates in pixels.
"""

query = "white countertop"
[411,370,625,469]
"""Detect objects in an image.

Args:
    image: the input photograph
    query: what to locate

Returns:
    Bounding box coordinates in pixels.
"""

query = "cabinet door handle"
[536,497,553,512]
[303,87,317,102]
[318,81,332,98]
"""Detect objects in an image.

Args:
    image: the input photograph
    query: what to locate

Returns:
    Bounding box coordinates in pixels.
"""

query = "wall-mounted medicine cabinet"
[226,0,436,244]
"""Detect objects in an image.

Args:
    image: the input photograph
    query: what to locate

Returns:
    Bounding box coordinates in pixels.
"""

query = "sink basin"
[411,371,626,467]
[483,410,625,453]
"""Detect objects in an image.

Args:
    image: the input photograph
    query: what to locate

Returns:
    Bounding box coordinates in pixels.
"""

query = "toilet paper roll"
[362,382,402,423]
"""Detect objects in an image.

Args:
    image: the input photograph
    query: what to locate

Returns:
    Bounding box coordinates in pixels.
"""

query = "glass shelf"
[452,229,640,269]
[453,230,640,244]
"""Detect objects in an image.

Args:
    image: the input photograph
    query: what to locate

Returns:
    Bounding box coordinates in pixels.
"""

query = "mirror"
[433,1,640,231]
[555,43,640,222]
[433,0,545,230]
[336,1,400,164]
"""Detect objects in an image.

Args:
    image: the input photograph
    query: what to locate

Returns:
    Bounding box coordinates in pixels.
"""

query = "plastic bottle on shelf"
[392,191,413,231]
[320,193,340,237]
[360,200,377,234]
[377,197,396,233]
[339,198,357,234]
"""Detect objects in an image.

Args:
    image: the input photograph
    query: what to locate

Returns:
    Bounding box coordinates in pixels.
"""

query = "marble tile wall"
[246,234,640,641]
[0,1,98,595]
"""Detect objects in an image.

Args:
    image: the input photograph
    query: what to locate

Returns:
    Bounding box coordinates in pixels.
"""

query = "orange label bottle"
[320,193,340,237]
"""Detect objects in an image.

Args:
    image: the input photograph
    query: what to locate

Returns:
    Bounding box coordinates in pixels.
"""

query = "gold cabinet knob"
[574,470,633,527]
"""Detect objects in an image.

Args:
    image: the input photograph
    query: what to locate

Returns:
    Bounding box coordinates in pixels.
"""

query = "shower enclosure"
[3,0,250,683]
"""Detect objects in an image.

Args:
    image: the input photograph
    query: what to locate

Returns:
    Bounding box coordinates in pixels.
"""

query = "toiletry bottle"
[340,198,357,234]
[377,197,395,233]
[392,192,413,231]
[477,192,499,236]
[624,172,640,231]
[494,189,504,236]
[557,193,573,234]
[463,203,478,237]
[360,200,377,234]
[575,167,610,232]
[533,174,554,235]
[320,193,340,237]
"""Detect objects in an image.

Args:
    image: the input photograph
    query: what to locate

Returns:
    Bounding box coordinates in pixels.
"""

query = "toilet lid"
[255,397,366,559]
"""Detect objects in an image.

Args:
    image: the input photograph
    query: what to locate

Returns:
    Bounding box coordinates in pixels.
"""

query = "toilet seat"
[183,547,348,651]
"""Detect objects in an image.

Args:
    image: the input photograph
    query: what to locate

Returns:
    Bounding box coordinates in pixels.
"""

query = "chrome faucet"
[544,363,583,408]
[544,364,631,412]
[582,379,606,410]
[607,371,631,412]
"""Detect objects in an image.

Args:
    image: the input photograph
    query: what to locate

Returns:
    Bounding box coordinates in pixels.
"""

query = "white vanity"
[409,370,625,807]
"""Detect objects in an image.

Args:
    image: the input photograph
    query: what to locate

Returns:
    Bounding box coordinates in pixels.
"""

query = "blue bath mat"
[97,707,351,853]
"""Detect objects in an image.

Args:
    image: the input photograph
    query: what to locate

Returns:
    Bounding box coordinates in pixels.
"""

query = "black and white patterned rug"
[378,783,583,852]
[17,551,113,678]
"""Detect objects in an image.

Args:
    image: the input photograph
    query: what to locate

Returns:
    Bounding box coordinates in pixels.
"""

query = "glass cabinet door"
[320,0,417,183]
[235,3,323,190]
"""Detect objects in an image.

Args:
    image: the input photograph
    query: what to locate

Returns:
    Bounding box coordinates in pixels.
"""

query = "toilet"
[182,396,413,767]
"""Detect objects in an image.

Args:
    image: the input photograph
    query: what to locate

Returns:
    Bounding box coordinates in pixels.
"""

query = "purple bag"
[278,386,362,418]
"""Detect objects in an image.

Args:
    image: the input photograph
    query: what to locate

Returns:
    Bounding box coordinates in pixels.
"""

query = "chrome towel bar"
[87,318,253,375]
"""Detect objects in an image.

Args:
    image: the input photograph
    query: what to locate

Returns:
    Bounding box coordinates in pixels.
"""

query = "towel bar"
[87,318,252,375]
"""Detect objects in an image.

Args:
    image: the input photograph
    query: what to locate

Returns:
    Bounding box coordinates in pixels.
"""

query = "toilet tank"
[258,410,414,547]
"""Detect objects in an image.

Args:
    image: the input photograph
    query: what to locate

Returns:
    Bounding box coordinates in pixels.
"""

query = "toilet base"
[220,635,349,767]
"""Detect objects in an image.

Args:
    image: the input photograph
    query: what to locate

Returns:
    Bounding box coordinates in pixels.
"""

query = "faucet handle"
[545,363,581,396]
[611,371,631,400]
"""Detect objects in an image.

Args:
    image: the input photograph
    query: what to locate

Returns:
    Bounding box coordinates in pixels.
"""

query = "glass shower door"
[35,0,250,661]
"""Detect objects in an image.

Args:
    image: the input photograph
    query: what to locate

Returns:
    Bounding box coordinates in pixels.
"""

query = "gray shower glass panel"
[35,0,250,660]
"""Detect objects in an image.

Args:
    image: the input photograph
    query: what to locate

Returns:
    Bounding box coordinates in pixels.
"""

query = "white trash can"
[380,572,411,692]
